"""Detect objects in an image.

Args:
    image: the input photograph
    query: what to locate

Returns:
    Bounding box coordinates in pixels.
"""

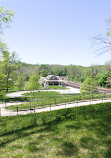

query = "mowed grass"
[47,85,67,90]
[6,91,110,111]
[1,102,111,158]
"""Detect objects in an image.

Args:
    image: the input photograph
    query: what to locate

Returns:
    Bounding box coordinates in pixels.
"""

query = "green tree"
[40,69,46,77]
[107,75,111,87]
[1,51,18,92]
[0,71,5,94]
[80,77,97,94]
[52,68,59,76]
[38,64,49,76]
[27,74,40,91]
[0,7,14,33]
[0,7,14,93]
[16,73,26,91]
[97,72,109,87]
[0,7,13,54]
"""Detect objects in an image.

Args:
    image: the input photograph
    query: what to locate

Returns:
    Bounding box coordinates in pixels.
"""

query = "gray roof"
[46,75,59,80]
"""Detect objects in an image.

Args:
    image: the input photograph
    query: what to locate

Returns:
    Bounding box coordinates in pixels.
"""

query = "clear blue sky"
[0,0,111,66]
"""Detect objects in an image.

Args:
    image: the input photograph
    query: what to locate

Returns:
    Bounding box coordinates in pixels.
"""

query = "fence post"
[5,100,6,107]
[77,100,78,106]
[34,106,35,113]
[55,98,56,105]
[102,95,103,103]
[50,104,51,111]
[92,93,93,101]
[17,107,18,115]
[42,99,43,107]
[65,101,66,109]
[30,101,31,110]
[0,108,1,116]
[90,94,91,104]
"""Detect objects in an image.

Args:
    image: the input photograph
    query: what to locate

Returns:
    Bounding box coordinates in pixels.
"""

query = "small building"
[39,74,65,87]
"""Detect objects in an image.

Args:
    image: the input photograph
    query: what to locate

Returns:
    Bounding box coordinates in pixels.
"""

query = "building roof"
[46,75,59,80]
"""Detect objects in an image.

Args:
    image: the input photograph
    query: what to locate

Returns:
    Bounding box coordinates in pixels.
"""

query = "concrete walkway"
[0,87,80,116]
[1,87,111,117]
[6,87,80,98]
[1,98,111,117]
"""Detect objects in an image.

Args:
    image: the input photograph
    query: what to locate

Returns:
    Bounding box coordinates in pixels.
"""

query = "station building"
[39,74,65,88]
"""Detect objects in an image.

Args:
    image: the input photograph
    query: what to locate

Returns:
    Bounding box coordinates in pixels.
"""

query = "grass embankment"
[47,85,67,90]
[1,102,111,157]
[6,91,111,111]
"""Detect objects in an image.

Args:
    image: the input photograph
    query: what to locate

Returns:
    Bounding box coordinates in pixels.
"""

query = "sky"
[0,0,111,66]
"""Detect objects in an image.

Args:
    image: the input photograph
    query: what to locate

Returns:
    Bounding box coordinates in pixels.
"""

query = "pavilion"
[39,74,65,88]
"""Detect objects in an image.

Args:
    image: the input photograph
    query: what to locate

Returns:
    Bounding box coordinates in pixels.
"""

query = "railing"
[0,93,111,116]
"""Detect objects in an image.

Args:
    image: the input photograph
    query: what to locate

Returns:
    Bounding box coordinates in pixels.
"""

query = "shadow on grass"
[57,142,78,157]
[80,137,98,150]
[0,114,64,147]
[3,97,29,102]
[64,104,111,157]
[1,103,111,157]
[27,141,44,153]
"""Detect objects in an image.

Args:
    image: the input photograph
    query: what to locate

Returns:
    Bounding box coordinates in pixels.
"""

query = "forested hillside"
[15,61,111,88]
[0,53,111,93]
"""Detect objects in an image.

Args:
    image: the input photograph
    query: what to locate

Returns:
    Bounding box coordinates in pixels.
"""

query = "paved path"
[1,87,111,117]
[0,87,80,116]
[6,87,80,98]
[1,98,111,117]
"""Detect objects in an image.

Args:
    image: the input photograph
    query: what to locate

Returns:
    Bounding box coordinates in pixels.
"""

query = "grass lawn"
[1,102,111,158]
[47,85,67,90]
[7,85,67,93]
[6,91,111,111]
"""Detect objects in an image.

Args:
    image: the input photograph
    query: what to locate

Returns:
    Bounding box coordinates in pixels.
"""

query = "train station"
[39,74,66,88]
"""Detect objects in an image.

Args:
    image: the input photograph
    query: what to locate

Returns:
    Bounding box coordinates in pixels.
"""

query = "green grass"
[8,85,67,93]
[47,85,67,90]
[6,91,111,111]
[8,85,25,93]
[0,93,8,103]
[22,91,60,98]
[0,102,111,157]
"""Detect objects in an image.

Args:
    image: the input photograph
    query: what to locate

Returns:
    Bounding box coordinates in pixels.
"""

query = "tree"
[0,7,14,54]
[16,73,26,91]
[0,71,5,94]
[38,64,49,77]
[80,77,97,94]
[0,7,15,93]
[93,19,111,55]
[97,72,109,87]
[0,7,14,33]
[1,51,18,92]
[40,69,46,77]
[27,74,40,91]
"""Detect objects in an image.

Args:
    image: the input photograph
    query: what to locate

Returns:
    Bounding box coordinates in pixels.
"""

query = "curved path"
[1,98,111,117]
[7,87,80,98]
[0,87,111,116]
